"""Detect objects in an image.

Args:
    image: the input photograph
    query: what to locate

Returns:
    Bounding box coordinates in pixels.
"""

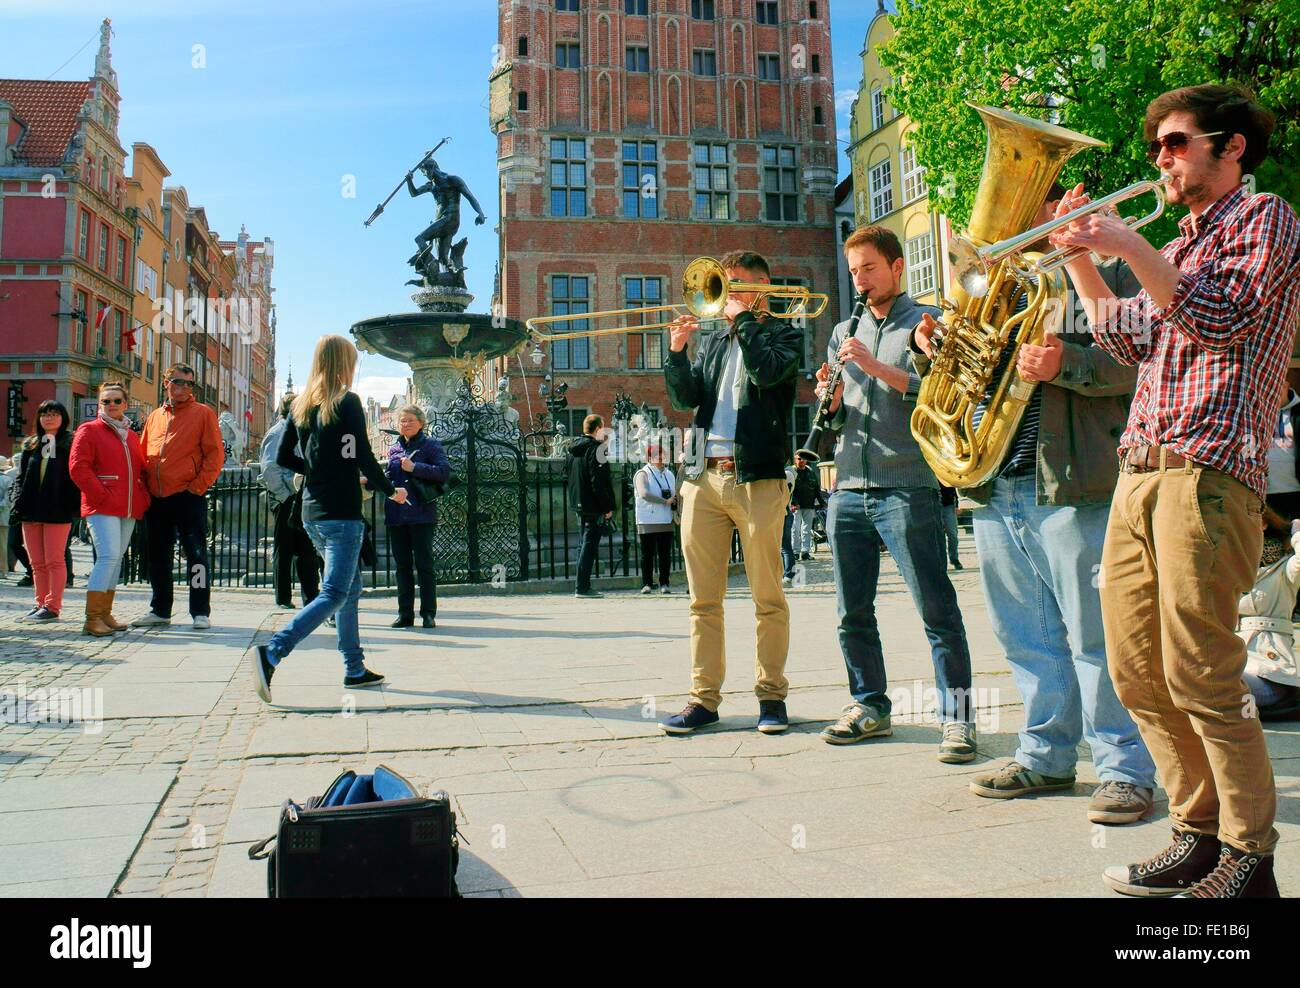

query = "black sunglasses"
[168,378,195,387]
[1146,130,1227,162]
[100,398,125,406]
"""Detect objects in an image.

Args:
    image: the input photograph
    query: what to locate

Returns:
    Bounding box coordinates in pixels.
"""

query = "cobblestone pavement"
[1,538,1297,898]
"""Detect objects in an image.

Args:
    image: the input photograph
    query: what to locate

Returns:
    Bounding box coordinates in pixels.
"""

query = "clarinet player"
[815,226,977,762]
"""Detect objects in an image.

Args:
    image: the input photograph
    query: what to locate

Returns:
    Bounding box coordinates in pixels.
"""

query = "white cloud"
[354,375,410,407]
[836,88,858,114]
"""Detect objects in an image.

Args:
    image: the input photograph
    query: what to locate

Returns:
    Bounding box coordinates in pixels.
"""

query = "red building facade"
[490,0,841,450]
[0,20,276,458]
[0,23,136,450]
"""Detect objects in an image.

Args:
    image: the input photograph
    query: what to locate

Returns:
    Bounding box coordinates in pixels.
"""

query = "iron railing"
[116,459,736,590]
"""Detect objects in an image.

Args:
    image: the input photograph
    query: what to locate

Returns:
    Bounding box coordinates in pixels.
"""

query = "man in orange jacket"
[133,363,225,630]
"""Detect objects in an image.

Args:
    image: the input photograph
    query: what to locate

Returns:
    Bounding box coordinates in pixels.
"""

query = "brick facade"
[491,0,840,452]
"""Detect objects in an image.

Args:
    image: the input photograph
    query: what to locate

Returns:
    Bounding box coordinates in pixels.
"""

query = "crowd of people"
[639,83,1299,899]
[4,81,1297,901]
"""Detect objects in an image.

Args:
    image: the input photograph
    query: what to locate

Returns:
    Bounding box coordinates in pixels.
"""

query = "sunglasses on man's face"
[100,398,125,406]
[1146,130,1227,163]
[168,379,195,388]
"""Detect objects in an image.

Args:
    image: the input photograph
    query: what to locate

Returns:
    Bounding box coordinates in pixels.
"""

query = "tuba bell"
[910,104,1106,489]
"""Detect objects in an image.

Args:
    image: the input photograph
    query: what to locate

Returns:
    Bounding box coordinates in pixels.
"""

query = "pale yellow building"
[846,5,950,308]
[125,142,171,418]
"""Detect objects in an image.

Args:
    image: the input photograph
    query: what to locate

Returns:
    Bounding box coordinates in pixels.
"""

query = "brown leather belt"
[1121,445,1193,473]
[705,456,736,473]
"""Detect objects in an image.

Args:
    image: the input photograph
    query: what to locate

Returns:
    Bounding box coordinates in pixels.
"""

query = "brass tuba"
[910,104,1106,488]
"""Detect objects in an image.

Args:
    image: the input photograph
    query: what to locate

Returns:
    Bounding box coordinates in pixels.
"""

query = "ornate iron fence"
[118,453,696,590]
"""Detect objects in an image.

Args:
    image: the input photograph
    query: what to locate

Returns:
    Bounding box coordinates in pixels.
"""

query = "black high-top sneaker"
[1103,829,1221,896]
[1177,844,1280,898]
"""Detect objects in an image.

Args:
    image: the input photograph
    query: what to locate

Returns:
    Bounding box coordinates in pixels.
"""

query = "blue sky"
[2,0,874,404]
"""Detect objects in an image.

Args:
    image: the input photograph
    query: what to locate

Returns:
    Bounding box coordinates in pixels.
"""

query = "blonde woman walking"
[249,335,407,703]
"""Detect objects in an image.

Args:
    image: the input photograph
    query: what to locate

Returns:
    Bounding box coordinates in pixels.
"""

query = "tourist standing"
[385,404,450,628]
[633,443,677,594]
[68,382,150,636]
[261,393,321,609]
[14,401,81,622]
[134,364,224,630]
[566,414,616,599]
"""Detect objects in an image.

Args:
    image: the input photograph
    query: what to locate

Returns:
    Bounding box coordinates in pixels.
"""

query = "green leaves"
[879,0,1299,242]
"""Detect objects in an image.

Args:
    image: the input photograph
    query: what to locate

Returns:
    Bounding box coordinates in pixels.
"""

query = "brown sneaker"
[1177,844,1280,898]
[969,760,1074,798]
[1088,781,1154,825]
[1103,829,1220,896]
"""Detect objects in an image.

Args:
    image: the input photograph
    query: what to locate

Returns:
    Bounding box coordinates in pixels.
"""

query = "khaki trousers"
[679,469,790,711]
[1101,463,1277,853]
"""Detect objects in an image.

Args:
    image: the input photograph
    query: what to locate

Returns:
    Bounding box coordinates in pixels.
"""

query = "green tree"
[879,0,1299,245]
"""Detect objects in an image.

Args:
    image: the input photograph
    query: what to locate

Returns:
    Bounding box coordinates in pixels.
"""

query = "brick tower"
[490,0,840,450]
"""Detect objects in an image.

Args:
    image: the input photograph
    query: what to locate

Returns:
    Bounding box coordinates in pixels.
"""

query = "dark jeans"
[827,487,974,722]
[781,509,796,578]
[272,497,321,606]
[639,530,672,588]
[576,513,604,593]
[145,491,211,618]
[390,522,437,619]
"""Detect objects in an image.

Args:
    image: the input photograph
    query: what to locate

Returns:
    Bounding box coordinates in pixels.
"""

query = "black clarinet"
[795,293,868,464]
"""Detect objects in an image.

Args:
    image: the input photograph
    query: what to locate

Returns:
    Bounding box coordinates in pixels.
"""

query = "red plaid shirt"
[1092,185,1300,498]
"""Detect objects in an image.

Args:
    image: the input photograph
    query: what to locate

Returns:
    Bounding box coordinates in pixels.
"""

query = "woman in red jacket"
[68,381,151,636]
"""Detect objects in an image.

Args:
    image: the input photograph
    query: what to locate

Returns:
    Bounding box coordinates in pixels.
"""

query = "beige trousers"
[679,468,790,711]
[1101,463,1277,853]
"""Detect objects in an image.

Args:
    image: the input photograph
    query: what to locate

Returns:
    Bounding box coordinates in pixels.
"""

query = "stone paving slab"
[6,539,1300,899]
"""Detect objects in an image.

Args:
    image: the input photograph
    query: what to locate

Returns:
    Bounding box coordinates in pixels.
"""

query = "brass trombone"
[524,256,829,341]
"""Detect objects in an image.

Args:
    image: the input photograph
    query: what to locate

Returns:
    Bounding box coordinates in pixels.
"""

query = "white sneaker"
[640,586,653,595]
[132,612,171,627]
[192,615,211,630]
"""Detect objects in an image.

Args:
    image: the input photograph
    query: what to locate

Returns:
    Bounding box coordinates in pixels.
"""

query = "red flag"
[244,409,253,422]
[121,321,139,352]
[94,306,111,330]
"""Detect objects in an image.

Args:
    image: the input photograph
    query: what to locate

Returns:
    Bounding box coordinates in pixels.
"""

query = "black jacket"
[663,310,802,483]
[15,435,81,524]
[566,434,616,516]
[277,391,395,522]
[791,464,820,509]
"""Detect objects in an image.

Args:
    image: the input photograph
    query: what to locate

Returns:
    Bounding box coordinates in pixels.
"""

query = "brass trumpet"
[525,256,829,341]
[948,178,1168,298]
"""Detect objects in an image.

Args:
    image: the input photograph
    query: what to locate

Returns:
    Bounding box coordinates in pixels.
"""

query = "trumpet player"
[817,226,977,762]
[658,250,803,736]
[1053,84,1299,898]
[913,184,1157,824]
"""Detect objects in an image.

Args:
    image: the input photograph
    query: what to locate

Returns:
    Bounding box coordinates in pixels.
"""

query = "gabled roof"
[0,79,92,167]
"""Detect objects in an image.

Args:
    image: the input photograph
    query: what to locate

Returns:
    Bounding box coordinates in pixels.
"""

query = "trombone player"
[658,250,803,736]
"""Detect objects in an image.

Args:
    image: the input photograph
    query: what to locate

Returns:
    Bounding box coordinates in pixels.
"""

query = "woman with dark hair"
[385,404,450,628]
[14,401,82,621]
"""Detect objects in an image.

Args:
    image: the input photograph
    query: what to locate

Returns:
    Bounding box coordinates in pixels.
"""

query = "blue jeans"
[828,487,974,721]
[973,471,1155,785]
[86,514,135,592]
[942,502,961,565]
[266,519,366,678]
[781,510,796,578]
